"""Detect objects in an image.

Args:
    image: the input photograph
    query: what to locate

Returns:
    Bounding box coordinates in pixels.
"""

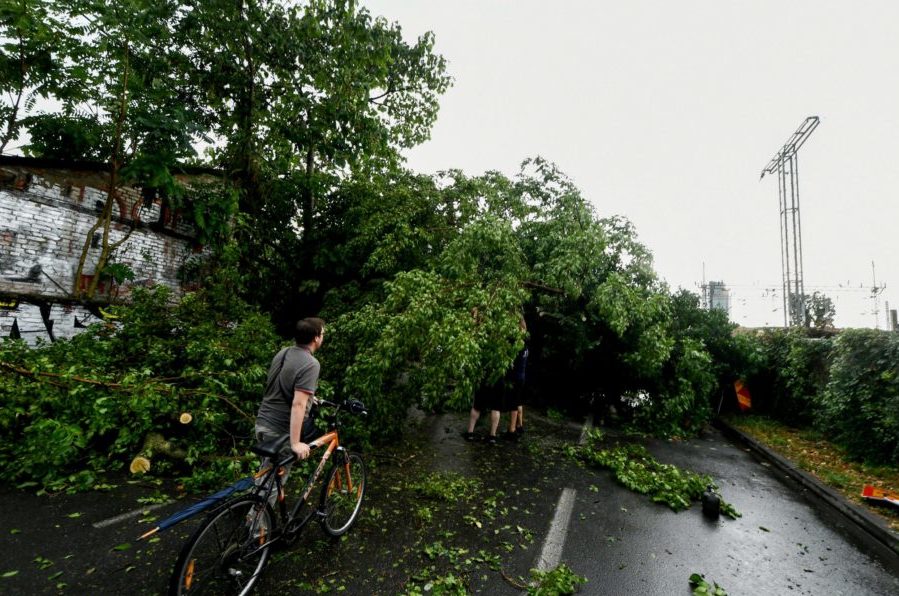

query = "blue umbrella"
[139,477,255,540]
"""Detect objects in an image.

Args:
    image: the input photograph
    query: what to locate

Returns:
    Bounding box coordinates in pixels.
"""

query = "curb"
[714,418,899,559]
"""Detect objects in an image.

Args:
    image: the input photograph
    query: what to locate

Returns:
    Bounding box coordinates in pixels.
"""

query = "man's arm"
[290,389,312,460]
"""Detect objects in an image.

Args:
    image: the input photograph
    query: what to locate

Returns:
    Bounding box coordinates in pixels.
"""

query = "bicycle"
[165,398,368,596]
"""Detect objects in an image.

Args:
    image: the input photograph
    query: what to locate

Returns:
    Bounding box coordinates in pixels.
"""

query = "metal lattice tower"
[760,116,820,327]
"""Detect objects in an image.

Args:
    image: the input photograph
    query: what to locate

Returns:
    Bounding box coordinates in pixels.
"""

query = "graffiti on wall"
[0,300,108,344]
[0,157,210,343]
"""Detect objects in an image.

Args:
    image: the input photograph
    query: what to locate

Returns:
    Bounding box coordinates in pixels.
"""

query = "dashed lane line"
[92,501,174,529]
[535,415,593,572]
[535,487,577,572]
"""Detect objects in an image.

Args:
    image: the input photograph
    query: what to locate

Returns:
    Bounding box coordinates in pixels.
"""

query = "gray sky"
[363,0,899,329]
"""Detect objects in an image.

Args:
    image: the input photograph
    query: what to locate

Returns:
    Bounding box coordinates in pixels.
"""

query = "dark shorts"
[254,414,320,505]
[473,380,524,412]
[254,413,319,449]
[494,382,525,412]
[473,380,503,412]
[504,384,524,409]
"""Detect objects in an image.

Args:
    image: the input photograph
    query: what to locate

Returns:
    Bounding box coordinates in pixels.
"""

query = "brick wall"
[0,158,214,344]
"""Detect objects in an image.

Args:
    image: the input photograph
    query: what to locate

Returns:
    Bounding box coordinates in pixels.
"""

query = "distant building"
[708,281,730,315]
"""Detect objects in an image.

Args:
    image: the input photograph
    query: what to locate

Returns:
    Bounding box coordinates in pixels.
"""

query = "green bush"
[627,291,760,437]
[746,329,831,426]
[632,336,715,436]
[0,286,280,492]
[817,329,899,464]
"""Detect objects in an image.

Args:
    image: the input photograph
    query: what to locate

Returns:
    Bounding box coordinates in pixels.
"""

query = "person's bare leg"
[489,410,500,437]
[508,409,519,433]
[517,406,524,430]
[467,408,480,433]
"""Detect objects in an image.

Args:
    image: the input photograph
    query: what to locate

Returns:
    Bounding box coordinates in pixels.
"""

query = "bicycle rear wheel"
[168,496,273,596]
[319,452,366,537]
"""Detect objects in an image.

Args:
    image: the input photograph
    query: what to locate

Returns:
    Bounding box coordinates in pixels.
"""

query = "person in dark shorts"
[463,317,529,444]
[463,378,503,444]
[501,318,529,439]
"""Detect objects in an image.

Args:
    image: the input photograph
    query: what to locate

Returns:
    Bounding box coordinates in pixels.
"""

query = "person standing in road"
[464,316,529,444]
[254,317,325,501]
[463,378,503,445]
[502,318,529,439]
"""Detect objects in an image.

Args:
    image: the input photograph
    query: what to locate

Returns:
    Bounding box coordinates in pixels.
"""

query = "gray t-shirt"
[255,346,320,434]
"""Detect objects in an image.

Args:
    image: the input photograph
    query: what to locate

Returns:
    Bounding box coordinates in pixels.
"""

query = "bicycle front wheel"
[319,452,366,537]
[168,496,274,596]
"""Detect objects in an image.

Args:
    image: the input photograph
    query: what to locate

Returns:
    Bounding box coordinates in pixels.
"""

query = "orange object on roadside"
[861,485,899,509]
[734,380,752,412]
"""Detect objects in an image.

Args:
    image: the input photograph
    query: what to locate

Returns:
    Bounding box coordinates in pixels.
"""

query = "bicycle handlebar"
[312,397,368,417]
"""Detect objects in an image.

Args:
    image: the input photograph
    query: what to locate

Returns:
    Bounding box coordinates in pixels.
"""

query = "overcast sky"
[363,0,899,329]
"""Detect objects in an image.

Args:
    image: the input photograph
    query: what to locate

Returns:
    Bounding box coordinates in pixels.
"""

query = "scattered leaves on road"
[572,438,742,518]
[689,572,727,595]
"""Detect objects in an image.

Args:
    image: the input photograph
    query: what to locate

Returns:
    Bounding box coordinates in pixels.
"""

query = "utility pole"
[761,116,820,327]
[871,261,886,329]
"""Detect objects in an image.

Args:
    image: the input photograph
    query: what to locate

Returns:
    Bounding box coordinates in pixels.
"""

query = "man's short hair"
[294,317,325,345]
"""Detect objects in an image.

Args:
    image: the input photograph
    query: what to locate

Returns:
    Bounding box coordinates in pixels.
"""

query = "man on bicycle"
[254,317,325,495]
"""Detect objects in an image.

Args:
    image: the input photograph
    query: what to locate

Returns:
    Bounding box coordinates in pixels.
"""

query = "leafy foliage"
[740,327,898,466]
[818,329,899,464]
[528,563,587,595]
[747,329,832,425]
[572,434,740,517]
[804,292,836,329]
[689,573,727,596]
[583,443,710,511]
[406,471,481,502]
[316,158,765,442]
[0,0,787,489]
[0,0,77,153]
[0,286,279,492]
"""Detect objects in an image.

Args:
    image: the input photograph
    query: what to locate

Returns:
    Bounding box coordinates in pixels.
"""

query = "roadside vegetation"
[1,1,758,494]
[741,328,899,467]
[728,415,899,532]
[1,1,896,509]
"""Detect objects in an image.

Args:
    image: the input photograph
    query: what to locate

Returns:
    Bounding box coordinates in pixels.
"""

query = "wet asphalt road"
[1,413,897,595]
[550,428,899,595]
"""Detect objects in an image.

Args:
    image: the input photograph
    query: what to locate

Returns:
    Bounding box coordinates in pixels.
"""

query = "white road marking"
[535,416,593,572]
[535,487,577,572]
[92,501,173,529]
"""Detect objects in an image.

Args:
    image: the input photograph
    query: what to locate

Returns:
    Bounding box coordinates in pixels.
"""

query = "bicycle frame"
[249,399,364,542]
[256,430,344,531]
[164,398,367,596]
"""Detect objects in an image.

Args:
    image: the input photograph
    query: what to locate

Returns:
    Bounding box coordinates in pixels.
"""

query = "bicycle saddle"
[252,434,290,458]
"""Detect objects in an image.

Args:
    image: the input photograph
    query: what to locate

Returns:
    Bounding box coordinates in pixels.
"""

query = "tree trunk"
[302,145,315,240]
[74,43,131,299]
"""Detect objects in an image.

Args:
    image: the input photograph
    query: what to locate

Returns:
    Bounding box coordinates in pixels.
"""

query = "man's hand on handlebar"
[291,441,311,460]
